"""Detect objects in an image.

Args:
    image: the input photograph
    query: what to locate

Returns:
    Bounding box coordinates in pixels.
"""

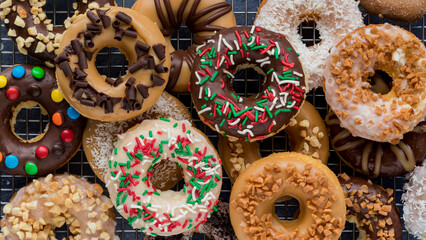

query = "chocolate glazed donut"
[0,0,115,67]
[0,65,86,176]
[326,111,426,177]
[132,0,236,92]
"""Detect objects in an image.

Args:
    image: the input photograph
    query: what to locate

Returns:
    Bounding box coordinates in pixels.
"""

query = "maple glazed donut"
[324,24,426,144]
[0,174,118,240]
[359,0,426,23]
[0,64,85,176]
[230,152,346,240]
[219,101,329,182]
[254,0,364,90]
[131,0,236,92]
[326,111,426,177]
[190,26,307,142]
[0,0,115,67]
[106,119,222,236]
[83,92,192,186]
[55,7,170,121]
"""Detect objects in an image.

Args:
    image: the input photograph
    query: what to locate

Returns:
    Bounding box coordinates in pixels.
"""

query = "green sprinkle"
[242,116,248,126]
[231,93,239,99]
[140,135,145,139]
[275,109,291,116]
[142,190,148,196]
[288,47,293,51]
[110,171,116,177]
[211,71,218,81]
[220,119,226,127]
[160,118,170,122]
[153,191,160,196]
[108,160,112,168]
[265,106,273,119]
[201,104,207,109]
[149,131,153,138]
[173,123,178,128]
[242,42,248,51]
[135,152,143,161]
[267,69,274,75]
[121,194,128,203]
[274,48,279,59]
[210,93,217,101]
[256,99,268,105]
[114,148,117,155]
[227,51,237,55]
[255,110,259,122]
[200,76,210,85]
[251,45,268,50]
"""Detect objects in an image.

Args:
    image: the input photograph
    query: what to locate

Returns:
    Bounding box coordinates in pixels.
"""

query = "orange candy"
[52,112,63,126]
[0,152,3,162]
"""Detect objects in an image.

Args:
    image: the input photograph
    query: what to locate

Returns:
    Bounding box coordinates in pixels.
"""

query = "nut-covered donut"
[83,92,192,185]
[326,111,426,177]
[254,0,364,90]
[0,64,85,176]
[230,152,346,240]
[219,101,329,182]
[190,26,307,142]
[338,173,402,240]
[0,0,116,67]
[55,7,170,121]
[359,0,426,23]
[324,24,426,144]
[106,119,222,236]
[0,174,118,240]
[131,0,236,92]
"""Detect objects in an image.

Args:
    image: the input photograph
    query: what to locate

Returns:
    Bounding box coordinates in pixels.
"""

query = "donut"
[326,111,426,177]
[402,161,426,240]
[190,26,307,142]
[324,24,426,144]
[0,174,118,240]
[219,101,329,182]
[83,92,192,186]
[338,173,402,240]
[131,0,236,92]
[230,152,346,240]
[106,119,222,236]
[0,0,115,67]
[0,64,85,176]
[254,0,364,90]
[55,7,170,121]
[359,0,426,23]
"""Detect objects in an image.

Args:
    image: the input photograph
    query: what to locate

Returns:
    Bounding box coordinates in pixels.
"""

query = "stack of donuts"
[0,0,424,239]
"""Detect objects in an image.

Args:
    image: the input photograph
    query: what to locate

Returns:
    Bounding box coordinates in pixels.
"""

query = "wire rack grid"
[0,0,425,239]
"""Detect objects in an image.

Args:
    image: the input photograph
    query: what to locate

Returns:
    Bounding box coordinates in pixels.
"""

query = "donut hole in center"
[95,47,129,80]
[298,20,321,47]
[231,64,267,98]
[149,161,184,191]
[12,101,49,142]
[274,197,301,221]
[368,70,393,95]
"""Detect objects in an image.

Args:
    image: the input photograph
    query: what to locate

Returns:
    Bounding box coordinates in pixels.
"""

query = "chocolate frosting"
[190,26,307,141]
[0,65,86,176]
[327,111,426,177]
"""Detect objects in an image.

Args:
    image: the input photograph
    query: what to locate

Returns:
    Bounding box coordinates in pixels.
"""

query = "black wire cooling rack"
[0,0,425,239]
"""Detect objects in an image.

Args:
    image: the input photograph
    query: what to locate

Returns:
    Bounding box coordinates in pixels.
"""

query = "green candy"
[31,67,45,79]
[25,162,38,175]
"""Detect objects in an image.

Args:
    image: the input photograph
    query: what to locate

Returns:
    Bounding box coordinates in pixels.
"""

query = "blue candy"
[67,106,80,119]
[12,65,25,78]
[5,155,19,169]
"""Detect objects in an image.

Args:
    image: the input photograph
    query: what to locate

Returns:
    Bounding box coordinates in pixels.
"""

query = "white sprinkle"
[207,88,211,97]
[196,43,207,52]
[222,38,233,50]
[215,124,220,133]
[250,25,256,34]
[247,125,253,129]
[217,34,222,52]
[198,107,212,115]
[256,57,269,63]
[223,102,229,114]
[278,80,300,86]
[228,118,240,126]
[238,129,254,137]
[254,106,265,112]
[260,61,271,67]
[198,86,203,99]
[230,55,235,65]
[293,71,303,77]
[195,71,202,85]
[287,101,296,108]
[233,40,240,50]
[216,56,225,69]
[223,70,234,79]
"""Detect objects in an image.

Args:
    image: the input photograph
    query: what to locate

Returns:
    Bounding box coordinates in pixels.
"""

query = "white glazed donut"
[254,0,364,90]
[402,161,426,240]
[106,119,222,237]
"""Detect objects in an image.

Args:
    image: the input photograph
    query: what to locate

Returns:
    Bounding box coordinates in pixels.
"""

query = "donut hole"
[12,101,49,142]
[95,47,129,80]
[368,70,393,95]
[274,197,301,221]
[298,20,321,47]
[231,64,266,98]
[150,161,184,191]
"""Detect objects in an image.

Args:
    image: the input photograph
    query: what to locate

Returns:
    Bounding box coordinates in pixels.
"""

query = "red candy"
[61,129,74,143]
[6,87,19,100]
[35,145,49,159]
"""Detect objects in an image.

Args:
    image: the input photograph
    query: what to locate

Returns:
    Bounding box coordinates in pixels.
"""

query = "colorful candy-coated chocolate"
[5,155,19,169]
[25,162,38,175]
[12,65,25,78]
[0,75,7,88]
[67,106,80,119]
[51,89,63,103]
[0,152,2,162]
[31,67,45,79]
[61,129,74,143]
[52,112,63,126]
[6,87,19,100]
[35,145,49,159]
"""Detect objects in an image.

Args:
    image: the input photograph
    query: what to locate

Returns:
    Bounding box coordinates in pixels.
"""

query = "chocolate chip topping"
[153,43,166,60]
[116,11,132,25]
[87,11,101,24]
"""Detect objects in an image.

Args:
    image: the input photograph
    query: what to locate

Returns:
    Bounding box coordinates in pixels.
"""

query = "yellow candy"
[51,89,63,103]
[0,75,7,88]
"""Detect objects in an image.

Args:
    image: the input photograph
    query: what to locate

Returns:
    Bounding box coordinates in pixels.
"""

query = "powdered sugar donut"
[402,161,426,240]
[254,0,364,90]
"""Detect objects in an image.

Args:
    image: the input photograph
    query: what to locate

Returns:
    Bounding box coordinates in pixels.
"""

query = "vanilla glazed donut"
[324,24,426,144]
[55,7,170,121]
[131,0,236,92]
[402,161,426,240]
[83,92,192,187]
[0,174,118,240]
[219,101,329,182]
[326,111,426,177]
[0,64,86,176]
[0,0,115,67]
[190,26,307,142]
[254,0,364,90]
[106,119,222,236]
[359,0,426,23]
[230,152,346,240]
[338,173,402,240]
